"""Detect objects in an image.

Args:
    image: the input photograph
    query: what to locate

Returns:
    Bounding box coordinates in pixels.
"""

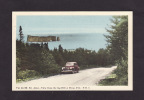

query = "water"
[19,33,108,52]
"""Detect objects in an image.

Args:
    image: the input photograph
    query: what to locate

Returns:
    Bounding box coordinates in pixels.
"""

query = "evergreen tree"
[41,42,44,48]
[19,26,24,42]
[105,16,128,62]
[44,42,49,50]
[58,44,63,53]
[105,16,128,85]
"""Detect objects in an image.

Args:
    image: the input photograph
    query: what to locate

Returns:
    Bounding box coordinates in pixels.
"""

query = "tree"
[105,16,128,62]
[44,42,49,50]
[38,50,59,75]
[41,42,44,48]
[105,16,128,85]
[58,44,63,53]
[19,26,24,42]
[53,50,65,66]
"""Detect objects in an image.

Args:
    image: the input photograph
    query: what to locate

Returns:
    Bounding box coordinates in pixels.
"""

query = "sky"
[16,15,112,36]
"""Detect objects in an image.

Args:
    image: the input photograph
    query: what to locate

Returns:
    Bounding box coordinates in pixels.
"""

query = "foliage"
[101,16,128,85]
[16,38,114,82]
[105,16,128,62]
[19,26,24,42]
[99,59,128,86]
[17,69,40,80]
[16,57,21,68]
[16,40,61,82]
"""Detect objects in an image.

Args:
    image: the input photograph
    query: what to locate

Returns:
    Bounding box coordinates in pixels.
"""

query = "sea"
[20,33,108,52]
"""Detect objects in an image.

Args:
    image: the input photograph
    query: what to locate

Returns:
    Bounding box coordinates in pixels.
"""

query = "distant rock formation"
[57,37,60,41]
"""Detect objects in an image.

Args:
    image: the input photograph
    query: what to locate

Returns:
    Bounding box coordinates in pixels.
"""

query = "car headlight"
[62,67,65,70]
[69,67,74,69]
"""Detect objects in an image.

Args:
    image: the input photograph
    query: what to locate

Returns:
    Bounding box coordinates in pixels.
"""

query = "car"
[61,62,80,74]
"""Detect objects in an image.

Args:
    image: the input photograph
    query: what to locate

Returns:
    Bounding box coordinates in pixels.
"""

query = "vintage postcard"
[12,11,133,91]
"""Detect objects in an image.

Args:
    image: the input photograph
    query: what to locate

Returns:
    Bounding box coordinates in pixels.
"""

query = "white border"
[12,11,133,91]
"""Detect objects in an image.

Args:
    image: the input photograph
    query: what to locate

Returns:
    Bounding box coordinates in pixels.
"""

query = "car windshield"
[65,62,75,66]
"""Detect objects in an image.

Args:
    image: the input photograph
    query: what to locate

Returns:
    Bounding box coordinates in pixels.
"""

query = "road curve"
[17,66,117,86]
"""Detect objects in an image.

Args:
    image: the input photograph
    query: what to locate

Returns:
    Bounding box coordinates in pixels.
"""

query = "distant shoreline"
[16,33,107,51]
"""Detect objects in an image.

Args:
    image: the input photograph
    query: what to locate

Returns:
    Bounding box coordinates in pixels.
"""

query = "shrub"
[99,58,128,86]
[17,69,40,80]
[114,58,128,85]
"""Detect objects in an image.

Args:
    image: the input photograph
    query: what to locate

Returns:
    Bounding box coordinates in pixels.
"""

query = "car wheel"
[77,70,79,73]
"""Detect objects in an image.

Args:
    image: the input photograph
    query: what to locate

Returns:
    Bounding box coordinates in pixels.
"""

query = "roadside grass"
[98,59,128,86]
[16,73,62,83]
[16,69,61,83]
[98,73,117,86]
[16,76,42,83]
[98,72,128,86]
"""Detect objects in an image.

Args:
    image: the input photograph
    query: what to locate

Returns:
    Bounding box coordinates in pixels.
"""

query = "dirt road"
[17,66,117,86]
